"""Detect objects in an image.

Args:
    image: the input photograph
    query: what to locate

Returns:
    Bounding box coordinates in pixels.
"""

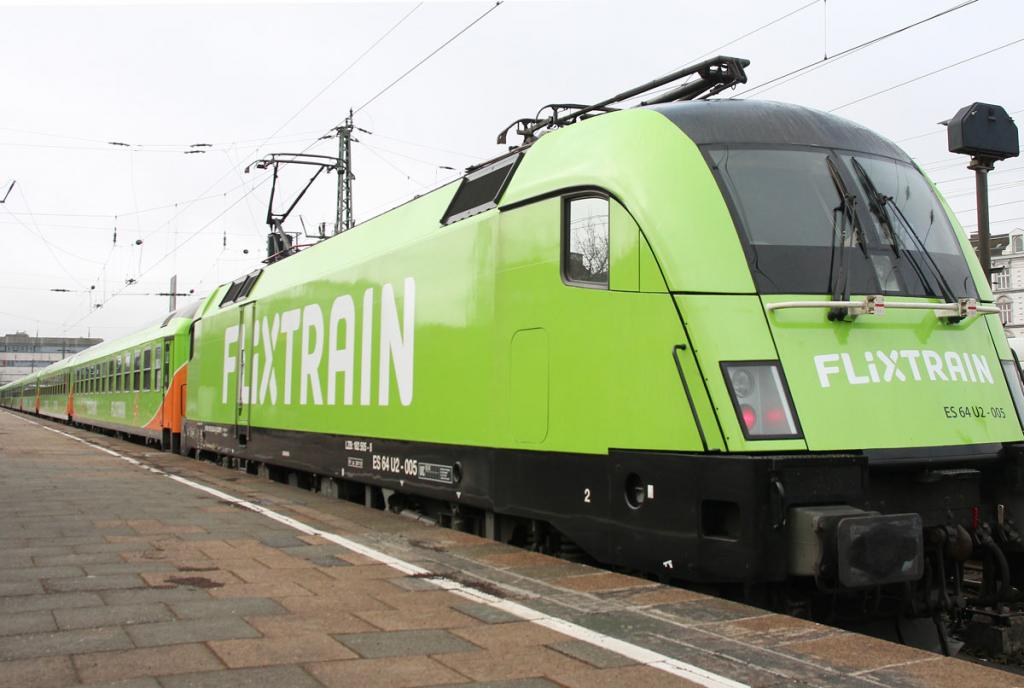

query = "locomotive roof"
[648,99,912,164]
[205,98,922,306]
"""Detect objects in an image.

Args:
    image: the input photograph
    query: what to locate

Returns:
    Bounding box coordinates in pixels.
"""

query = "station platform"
[0,409,1020,688]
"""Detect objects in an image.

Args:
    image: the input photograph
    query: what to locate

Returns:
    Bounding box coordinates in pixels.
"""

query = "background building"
[0,333,102,386]
[973,229,1024,338]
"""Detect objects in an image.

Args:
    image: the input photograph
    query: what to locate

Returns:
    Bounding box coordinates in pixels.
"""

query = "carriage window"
[124,354,131,391]
[154,346,162,391]
[133,351,141,391]
[115,357,122,392]
[143,349,152,391]
[564,196,610,287]
[163,345,170,389]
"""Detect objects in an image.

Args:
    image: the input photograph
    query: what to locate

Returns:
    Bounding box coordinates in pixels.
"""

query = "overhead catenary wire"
[684,0,822,67]
[35,4,437,331]
[3,176,274,221]
[634,0,823,103]
[15,0,506,323]
[943,180,1024,199]
[355,141,431,187]
[351,1,504,117]
[960,214,1024,229]
[953,197,1024,214]
[357,140,459,170]
[287,1,507,223]
[4,192,99,279]
[734,0,981,99]
[0,220,261,235]
[359,130,483,160]
[63,176,271,331]
[932,165,1024,186]
[110,1,427,262]
[257,2,424,154]
[0,125,327,149]
[828,36,1024,113]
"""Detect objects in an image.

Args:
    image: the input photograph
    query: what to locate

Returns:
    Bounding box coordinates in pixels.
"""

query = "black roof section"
[649,100,912,163]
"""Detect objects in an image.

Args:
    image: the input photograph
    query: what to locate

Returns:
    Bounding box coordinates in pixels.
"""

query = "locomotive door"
[234,302,256,446]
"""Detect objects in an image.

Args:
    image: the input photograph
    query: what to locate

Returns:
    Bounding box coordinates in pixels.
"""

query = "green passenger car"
[0,303,198,451]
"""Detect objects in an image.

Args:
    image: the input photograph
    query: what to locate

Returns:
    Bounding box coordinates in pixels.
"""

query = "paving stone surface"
[2,409,1023,687]
[337,628,479,658]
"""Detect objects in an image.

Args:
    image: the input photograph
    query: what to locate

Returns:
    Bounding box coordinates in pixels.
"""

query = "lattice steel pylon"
[334,109,355,234]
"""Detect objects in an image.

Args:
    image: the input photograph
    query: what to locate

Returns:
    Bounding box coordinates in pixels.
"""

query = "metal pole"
[335,110,354,234]
[970,156,994,283]
[169,275,178,313]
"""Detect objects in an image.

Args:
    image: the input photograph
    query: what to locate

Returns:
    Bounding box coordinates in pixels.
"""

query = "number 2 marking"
[583,488,591,503]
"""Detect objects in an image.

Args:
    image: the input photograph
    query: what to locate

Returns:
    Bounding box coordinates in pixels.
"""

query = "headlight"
[722,362,803,439]
[1001,360,1024,429]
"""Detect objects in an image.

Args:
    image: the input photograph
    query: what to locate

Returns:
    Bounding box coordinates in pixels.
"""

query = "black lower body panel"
[184,419,870,584]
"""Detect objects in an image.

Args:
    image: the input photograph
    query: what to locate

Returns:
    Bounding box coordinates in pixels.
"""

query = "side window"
[108,360,114,392]
[133,351,141,392]
[154,345,162,392]
[143,349,152,392]
[563,196,610,288]
[124,353,131,391]
[163,344,170,389]
[115,357,122,392]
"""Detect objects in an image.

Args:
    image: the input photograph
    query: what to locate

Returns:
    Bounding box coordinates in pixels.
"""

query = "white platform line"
[2,410,749,688]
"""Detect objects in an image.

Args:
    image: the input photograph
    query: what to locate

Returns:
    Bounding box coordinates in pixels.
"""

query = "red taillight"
[723,362,802,439]
[741,404,756,430]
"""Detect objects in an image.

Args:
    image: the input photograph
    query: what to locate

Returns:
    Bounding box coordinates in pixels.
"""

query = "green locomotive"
[5,58,1024,631]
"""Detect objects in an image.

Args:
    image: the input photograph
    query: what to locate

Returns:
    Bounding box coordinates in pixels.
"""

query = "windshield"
[708,146,977,298]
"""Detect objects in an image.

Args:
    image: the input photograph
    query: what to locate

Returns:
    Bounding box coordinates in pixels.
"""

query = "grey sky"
[2,0,1022,340]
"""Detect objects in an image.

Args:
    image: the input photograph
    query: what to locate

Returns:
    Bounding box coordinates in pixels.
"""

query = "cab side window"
[563,196,610,288]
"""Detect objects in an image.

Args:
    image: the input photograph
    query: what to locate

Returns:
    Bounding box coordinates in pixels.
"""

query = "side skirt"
[183,419,867,584]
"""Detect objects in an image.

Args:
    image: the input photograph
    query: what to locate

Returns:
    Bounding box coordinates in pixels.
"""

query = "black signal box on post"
[948,103,1019,161]
[947,102,1019,284]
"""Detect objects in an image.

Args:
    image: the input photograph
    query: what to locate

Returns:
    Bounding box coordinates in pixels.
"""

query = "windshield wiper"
[850,156,934,295]
[826,156,867,322]
[850,158,900,260]
[851,156,959,308]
